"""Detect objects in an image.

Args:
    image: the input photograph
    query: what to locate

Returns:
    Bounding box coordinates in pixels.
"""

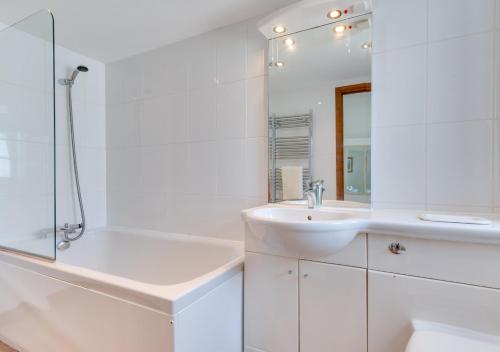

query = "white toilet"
[405,321,500,352]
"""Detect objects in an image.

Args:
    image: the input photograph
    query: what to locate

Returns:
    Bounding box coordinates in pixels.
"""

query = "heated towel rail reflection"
[268,111,313,202]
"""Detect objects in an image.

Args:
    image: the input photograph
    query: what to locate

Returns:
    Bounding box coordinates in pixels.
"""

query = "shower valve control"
[58,223,82,235]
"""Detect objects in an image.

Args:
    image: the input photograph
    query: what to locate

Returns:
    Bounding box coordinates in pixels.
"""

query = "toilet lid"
[406,330,500,352]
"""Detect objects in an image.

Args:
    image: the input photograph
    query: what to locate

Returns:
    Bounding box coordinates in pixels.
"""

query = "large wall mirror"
[268,13,372,206]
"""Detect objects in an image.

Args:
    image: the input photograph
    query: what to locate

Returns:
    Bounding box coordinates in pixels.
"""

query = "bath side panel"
[0,260,173,352]
[173,272,243,352]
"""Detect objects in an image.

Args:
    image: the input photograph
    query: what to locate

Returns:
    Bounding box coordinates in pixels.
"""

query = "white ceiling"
[0,0,298,63]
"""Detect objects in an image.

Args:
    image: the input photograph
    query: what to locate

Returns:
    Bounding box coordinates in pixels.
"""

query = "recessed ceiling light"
[327,9,342,19]
[275,61,285,68]
[361,42,372,49]
[283,38,295,47]
[334,25,347,33]
[273,25,286,34]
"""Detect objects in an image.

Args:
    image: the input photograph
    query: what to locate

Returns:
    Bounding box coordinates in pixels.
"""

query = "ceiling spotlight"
[361,42,372,49]
[273,25,286,34]
[327,9,342,19]
[275,61,285,68]
[334,25,347,33]
[283,38,295,47]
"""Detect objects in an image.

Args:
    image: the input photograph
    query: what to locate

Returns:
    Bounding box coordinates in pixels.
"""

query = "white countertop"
[365,209,500,245]
[247,203,500,246]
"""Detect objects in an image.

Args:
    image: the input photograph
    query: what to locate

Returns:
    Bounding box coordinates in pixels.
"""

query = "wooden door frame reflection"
[335,82,371,200]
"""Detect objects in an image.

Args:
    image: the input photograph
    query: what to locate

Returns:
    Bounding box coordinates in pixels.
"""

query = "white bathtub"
[0,228,244,352]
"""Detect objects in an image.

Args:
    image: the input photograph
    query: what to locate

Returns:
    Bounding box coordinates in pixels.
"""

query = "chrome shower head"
[59,65,89,86]
[69,65,89,81]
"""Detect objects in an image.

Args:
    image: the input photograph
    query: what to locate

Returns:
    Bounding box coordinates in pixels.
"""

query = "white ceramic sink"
[242,206,366,258]
[254,207,355,221]
[280,199,370,209]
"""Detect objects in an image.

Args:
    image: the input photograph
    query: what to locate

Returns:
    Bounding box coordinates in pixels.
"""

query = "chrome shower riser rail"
[57,65,88,248]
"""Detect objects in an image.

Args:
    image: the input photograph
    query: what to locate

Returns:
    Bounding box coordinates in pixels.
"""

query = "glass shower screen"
[0,10,56,259]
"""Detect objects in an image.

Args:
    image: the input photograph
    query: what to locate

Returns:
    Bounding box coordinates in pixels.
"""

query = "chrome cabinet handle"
[388,242,406,255]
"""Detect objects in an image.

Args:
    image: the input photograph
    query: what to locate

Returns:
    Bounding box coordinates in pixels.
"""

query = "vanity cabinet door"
[368,270,500,352]
[299,260,367,352]
[244,252,299,352]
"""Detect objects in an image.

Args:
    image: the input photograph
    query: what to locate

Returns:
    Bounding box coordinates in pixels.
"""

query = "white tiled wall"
[372,0,500,213]
[106,20,268,240]
[0,19,55,249]
[55,46,107,231]
[105,0,500,237]
[0,18,106,251]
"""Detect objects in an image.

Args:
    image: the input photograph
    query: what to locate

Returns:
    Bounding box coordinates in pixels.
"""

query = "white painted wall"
[106,20,268,240]
[372,0,500,213]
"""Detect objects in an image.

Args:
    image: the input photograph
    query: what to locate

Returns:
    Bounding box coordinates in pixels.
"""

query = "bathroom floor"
[0,341,17,352]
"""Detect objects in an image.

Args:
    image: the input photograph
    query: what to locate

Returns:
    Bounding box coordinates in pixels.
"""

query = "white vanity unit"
[242,205,500,352]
